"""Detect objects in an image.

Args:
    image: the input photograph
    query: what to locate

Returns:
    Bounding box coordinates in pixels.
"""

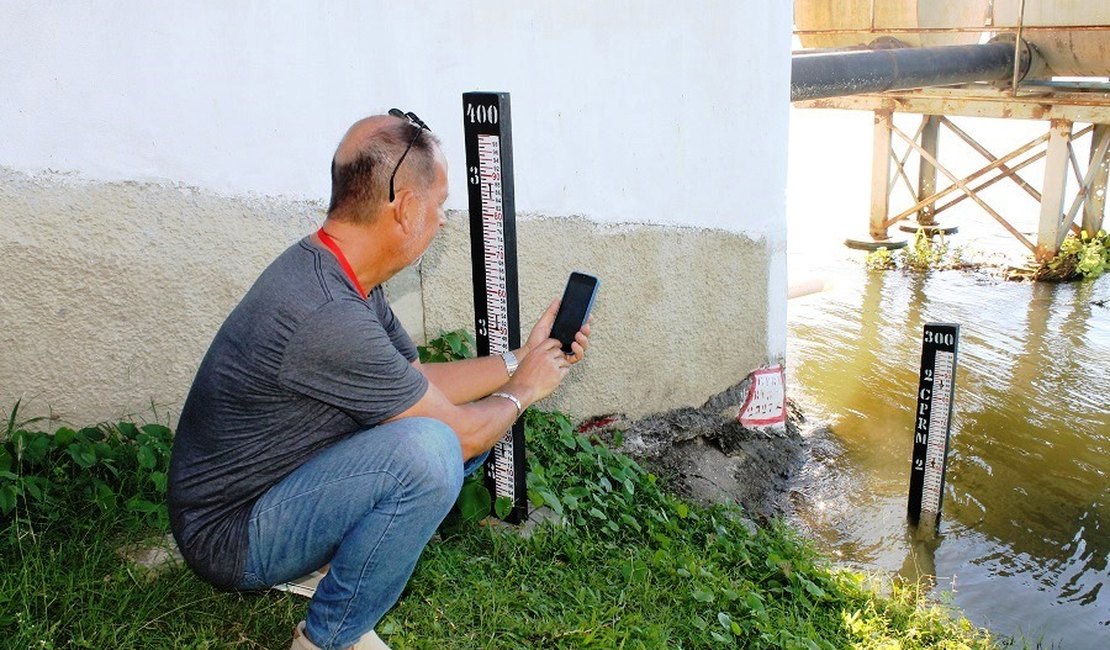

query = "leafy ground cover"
[1,332,1009,648]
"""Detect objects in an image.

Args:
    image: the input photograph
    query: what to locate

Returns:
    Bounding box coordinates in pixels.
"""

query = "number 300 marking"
[924,331,954,347]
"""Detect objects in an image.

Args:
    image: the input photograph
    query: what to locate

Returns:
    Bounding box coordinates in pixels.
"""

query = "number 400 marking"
[466,103,499,125]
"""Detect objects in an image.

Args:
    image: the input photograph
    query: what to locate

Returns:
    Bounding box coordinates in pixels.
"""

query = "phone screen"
[551,272,599,354]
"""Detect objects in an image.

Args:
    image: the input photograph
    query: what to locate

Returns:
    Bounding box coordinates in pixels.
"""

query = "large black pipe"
[791,41,1030,102]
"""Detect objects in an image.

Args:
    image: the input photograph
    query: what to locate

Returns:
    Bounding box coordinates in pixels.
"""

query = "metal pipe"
[792,41,1029,102]
[794,25,1110,35]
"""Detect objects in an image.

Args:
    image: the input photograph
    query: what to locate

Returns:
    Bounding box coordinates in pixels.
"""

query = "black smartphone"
[550,272,599,354]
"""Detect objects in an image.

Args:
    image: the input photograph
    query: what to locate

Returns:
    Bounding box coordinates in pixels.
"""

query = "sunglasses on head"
[387,108,431,202]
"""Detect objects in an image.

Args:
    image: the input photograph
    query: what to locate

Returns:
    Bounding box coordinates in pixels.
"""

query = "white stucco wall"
[0,1,790,422]
[1,1,788,230]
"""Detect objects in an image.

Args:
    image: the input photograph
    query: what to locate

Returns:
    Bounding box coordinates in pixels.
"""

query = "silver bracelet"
[490,391,523,418]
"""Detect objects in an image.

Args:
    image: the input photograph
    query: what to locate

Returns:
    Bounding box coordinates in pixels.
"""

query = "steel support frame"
[796,89,1110,125]
[800,88,1110,257]
[1037,120,1074,260]
[870,112,930,239]
[890,120,1037,252]
[888,126,1094,227]
[870,110,894,240]
[888,120,927,199]
[861,108,1106,258]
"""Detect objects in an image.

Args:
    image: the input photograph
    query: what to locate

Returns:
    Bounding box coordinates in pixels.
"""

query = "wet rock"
[599,378,805,519]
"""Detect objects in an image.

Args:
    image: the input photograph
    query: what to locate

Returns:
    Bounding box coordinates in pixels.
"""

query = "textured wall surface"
[0,168,321,422]
[0,168,768,423]
[419,214,771,419]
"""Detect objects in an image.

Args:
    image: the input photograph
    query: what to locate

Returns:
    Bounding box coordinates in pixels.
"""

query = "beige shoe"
[290,621,323,650]
[290,621,392,650]
[351,629,391,650]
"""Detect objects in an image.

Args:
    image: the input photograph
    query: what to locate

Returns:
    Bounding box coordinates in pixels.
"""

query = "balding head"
[327,113,441,222]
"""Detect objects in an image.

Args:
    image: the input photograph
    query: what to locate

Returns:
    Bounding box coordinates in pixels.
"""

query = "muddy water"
[788,265,1108,647]
[786,110,1108,648]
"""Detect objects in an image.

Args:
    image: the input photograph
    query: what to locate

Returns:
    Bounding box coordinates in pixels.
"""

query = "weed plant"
[385,408,997,649]
[417,329,477,364]
[1,400,170,531]
[2,337,1003,648]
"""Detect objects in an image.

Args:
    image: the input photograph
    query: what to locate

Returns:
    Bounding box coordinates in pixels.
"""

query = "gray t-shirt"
[168,237,428,589]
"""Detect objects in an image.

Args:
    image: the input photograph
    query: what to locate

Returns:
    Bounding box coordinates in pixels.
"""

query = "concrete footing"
[898,221,959,236]
[845,236,908,251]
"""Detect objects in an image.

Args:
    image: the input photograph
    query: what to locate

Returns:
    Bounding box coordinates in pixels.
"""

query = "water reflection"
[788,264,1110,647]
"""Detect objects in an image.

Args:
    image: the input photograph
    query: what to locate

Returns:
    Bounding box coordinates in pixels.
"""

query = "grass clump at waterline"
[865,226,1110,283]
[3,399,998,649]
[864,229,975,274]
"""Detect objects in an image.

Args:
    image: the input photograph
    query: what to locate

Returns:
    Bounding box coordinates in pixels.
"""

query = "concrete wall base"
[2,170,774,425]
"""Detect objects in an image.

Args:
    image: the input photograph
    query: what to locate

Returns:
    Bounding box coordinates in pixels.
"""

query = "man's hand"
[565,320,591,366]
[523,299,592,365]
[391,337,582,459]
[503,338,571,405]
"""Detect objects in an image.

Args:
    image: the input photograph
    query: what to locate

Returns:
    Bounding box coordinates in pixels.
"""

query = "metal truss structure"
[798,87,1110,259]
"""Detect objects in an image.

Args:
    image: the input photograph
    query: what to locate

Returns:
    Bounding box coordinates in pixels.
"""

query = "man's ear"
[390,188,418,233]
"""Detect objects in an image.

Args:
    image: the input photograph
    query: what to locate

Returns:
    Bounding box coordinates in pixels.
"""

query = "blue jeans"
[239,417,485,650]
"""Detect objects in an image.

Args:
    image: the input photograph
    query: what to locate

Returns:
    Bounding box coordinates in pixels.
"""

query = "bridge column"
[917,115,941,227]
[870,110,894,240]
[1037,119,1073,261]
[1083,124,1109,237]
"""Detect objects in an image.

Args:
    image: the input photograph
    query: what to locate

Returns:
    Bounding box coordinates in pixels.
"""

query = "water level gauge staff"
[907,323,960,530]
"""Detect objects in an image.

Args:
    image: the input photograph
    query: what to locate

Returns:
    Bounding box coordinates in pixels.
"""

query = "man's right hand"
[503,337,571,405]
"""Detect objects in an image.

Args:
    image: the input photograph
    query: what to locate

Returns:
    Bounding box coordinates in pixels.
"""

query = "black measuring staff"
[463,91,527,524]
[907,323,960,528]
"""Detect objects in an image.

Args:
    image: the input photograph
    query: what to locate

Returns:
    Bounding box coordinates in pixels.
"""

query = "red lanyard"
[316,228,367,298]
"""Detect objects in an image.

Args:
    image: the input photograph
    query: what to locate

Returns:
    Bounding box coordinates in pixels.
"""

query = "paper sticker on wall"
[737,365,786,428]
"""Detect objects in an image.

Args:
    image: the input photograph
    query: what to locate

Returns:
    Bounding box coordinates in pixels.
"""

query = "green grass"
[1,400,1003,649]
[2,512,302,649]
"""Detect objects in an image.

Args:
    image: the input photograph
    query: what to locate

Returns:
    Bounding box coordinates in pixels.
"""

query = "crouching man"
[168,111,590,650]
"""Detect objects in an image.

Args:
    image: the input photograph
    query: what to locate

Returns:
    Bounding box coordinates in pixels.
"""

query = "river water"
[785,108,1109,648]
